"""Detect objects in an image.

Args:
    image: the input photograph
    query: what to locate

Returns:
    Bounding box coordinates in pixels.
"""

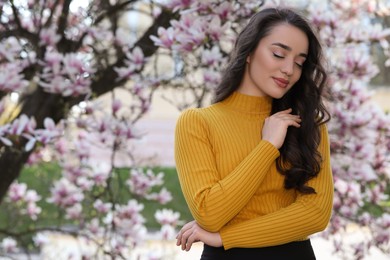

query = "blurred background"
[0,0,389,259]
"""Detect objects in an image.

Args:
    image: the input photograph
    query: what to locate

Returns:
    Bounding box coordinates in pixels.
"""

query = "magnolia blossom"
[93,199,112,214]
[0,237,18,253]
[146,187,173,204]
[155,209,180,226]
[149,27,175,49]
[114,46,146,80]
[86,218,104,236]
[126,168,164,196]
[112,99,122,114]
[0,37,22,62]
[39,50,93,97]
[201,46,223,66]
[33,233,50,248]
[164,0,194,12]
[66,203,83,220]
[7,182,27,202]
[47,178,84,207]
[23,203,42,220]
[39,26,61,46]
[207,15,229,41]
[159,224,176,240]
[6,181,42,220]
[0,63,29,93]
[203,69,221,88]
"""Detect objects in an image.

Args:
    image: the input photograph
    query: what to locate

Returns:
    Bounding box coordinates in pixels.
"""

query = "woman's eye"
[295,62,303,68]
[273,53,284,58]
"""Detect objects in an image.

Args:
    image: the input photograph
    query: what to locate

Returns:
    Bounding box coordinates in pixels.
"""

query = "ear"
[246,55,250,63]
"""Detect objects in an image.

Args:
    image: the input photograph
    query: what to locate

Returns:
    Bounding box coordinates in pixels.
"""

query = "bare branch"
[44,0,63,28]
[0,29,39,47]
[57,0,72,35]
[68,9,175,107]
[94,0,136,25]
[9,0,22,30]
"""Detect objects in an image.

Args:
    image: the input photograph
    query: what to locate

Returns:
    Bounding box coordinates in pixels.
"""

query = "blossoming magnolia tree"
[0,0,389,259]
[0,0,181,259]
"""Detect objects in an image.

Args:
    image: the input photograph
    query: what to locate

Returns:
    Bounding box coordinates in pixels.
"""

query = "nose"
[281,60,294,76]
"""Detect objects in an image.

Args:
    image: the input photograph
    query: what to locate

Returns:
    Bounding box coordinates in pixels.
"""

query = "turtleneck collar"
[221,91,272,115]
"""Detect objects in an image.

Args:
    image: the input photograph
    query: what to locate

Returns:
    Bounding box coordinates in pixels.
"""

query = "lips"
[272,77,289,88]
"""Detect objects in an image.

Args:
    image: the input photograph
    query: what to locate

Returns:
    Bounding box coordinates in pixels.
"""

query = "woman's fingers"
[262,109,301,149]
[176,221,203,251]
[176,220,195,245]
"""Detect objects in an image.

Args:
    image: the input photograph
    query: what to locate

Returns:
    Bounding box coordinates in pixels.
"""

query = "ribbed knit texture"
[174,91,334,250]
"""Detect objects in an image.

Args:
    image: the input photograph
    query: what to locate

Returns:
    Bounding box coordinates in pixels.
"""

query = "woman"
[174,7,334,260]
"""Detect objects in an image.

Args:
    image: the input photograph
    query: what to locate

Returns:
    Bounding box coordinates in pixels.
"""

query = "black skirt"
[200,240,316,260]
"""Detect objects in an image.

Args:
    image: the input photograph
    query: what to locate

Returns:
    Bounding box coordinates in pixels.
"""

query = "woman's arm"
[176,124,333,250]
[175,108,280,232]
[219,124,334,249]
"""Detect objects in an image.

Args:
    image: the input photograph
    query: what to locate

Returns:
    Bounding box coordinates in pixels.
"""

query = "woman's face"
[238,23,308,99]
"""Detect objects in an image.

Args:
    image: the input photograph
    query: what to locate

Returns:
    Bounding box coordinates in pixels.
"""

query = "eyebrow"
[272,42,307,58]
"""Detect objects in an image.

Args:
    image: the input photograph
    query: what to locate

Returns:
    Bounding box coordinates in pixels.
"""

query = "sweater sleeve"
[174,109,280,232]
[219,124,334,249]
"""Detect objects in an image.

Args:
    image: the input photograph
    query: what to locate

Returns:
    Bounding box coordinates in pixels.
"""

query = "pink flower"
[8,182,27,202]
[63,53,87,75]
[24,190,41,203]
[1,237,18,253]
[127,46,145,70]
[33,233,49,247]
[93,199,112,214]
[86,218,103,235]
[66,203,83,220]
[150,27,175,48]
[112,99,122,114]
[39,26,61,46]
[203,69,221,88]
[0,63,29,92]
[114,47,146,80]
[116,200,144,220]
[0,37,22,62]
[164,0,194,12]
[160,224,176,240]
[154,209,180,226]
[114,65,137,80]
[47,178,84,207]
[214,2,232,20]
[147,188,172,204]
[91,170,110,187]
[126,168,164,196]
[24,202,42,220]
[201,45,222,66]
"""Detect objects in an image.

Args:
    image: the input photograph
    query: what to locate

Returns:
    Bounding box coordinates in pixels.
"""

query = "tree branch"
[44,0,63,28]
[57,0,72,35]
[94,0,136,25]
[68,8,175,107]
[74,0,136,52]
[9,0,23,30]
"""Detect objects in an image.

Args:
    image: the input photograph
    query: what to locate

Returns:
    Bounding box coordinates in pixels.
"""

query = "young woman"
[174,7,334,260]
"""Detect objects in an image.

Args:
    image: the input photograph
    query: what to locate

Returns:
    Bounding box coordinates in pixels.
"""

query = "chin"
[269,92,286,99]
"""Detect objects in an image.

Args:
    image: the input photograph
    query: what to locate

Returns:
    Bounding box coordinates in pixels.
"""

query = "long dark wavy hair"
[213,7,330,194]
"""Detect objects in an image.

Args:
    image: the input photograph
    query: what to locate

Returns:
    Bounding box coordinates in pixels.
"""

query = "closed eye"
[273,53,284,58]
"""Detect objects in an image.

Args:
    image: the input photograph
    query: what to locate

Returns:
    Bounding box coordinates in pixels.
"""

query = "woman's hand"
[176,220,222,251]
[262,108,301,149]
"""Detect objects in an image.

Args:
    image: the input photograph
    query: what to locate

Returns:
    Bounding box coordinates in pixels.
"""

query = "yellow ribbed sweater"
[174,91,334,250]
